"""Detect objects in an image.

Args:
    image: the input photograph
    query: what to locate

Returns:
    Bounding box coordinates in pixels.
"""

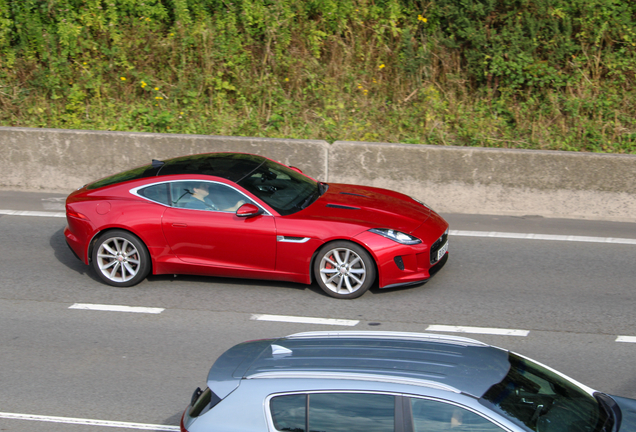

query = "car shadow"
[159,412,183,431]
[146,272,325,295]
[368,281,427,296]
[50,227,103,283]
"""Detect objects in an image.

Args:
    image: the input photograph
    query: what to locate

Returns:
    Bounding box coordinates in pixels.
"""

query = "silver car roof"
[207,331,511,399]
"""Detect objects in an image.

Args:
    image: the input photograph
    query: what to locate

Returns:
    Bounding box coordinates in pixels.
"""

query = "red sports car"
[64,153,449,299]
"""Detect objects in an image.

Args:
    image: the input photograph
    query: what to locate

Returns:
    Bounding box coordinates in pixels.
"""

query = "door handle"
[172,223,188,228]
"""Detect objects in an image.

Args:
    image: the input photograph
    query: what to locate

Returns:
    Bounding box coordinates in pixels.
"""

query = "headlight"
[369,228,422,245]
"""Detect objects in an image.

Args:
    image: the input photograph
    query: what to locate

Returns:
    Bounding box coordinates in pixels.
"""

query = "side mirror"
[289,166,303,174]
[236,203,264,218]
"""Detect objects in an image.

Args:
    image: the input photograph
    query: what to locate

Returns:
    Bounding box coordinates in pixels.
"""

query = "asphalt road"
[1,191,636,431]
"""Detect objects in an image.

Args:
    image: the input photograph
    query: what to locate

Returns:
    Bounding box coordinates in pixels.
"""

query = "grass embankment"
[0,0,635,153]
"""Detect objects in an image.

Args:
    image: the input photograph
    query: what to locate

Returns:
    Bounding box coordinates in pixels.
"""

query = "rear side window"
[138,183,170,206]
[270,393,395,432]
[271,394,306,432]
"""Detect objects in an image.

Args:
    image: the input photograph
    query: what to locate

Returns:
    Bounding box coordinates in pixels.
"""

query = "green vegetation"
[0,0,635,153]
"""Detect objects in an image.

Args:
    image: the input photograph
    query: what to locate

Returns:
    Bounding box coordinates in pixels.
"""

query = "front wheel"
[313,241,376,299]
[91,230,150,287]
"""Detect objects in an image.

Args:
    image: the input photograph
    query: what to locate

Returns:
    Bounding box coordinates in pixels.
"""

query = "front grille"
[430,231,448,264]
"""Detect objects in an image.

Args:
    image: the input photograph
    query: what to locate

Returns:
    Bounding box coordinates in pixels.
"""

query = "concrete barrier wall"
[0,127,329,192]
[329,141,636,222]
[1,126,635,222]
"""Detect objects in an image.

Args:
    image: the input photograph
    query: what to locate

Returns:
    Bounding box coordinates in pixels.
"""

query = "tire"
[313,241,376,299]
[91,230,150,287]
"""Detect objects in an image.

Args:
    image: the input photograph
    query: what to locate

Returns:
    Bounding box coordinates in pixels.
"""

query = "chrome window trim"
[247,371,460,393]
[276,236,311,243]
[129,180,272,216]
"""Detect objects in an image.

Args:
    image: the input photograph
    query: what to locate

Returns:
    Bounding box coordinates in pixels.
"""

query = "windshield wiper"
[318,182,329,195]
[300,191,319,209]
[296,184,327,211]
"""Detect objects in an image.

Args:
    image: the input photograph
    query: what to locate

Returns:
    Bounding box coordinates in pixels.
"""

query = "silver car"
[181,331,636,432]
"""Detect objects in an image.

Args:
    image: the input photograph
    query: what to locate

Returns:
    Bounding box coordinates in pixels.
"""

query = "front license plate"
[437,241,449,261]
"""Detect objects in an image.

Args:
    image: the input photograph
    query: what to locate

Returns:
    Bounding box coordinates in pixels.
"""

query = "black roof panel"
[87,153,266,190]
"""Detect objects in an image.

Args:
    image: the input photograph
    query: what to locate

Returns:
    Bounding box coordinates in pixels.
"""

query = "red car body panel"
[65,154,449,290]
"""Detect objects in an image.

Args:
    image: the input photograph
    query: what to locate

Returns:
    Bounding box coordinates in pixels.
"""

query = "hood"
[612,395,636,431]
[303,183,431,233]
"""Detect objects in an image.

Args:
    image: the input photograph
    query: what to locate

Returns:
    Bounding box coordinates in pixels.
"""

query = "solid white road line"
[69,303,165,314]
[251,314,359,326]
[3,208,635,245]
[0,209,66,218]
[450,230,636,245]
[0,412,179,431]
[616,336,636,343]
[426,324,530,337]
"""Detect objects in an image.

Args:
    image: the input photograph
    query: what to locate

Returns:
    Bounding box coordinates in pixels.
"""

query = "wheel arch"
[88,226,155,274]
[308,238,379,288]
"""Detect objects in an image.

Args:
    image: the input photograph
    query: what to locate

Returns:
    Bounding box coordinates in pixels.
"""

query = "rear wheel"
[313,241,376,299]
[91,230,150,287]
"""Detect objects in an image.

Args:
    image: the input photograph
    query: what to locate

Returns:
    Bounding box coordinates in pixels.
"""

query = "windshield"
[237,159,321,215]
[480,353,611,432]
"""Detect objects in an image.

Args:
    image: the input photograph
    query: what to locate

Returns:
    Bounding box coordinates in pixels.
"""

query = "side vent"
[339,192,368,198]
[326,204,361,210]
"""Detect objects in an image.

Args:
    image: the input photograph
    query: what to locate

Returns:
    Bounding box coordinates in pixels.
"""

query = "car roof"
[207,331,511,399]
[87,153,267,190]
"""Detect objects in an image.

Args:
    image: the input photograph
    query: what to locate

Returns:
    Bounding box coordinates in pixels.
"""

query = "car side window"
[169,181,253,212]
[410,398,505,432]
[270,393,395,432]
[138,183,170,205]
[270,394,306,432]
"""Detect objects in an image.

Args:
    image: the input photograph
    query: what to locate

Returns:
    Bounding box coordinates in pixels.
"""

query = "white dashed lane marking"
[616,336,636,343]
[67,306,636,343]
[69,303,165,314]
[251,314,360,326]
[426,324,530,337]
[0,412,179,431]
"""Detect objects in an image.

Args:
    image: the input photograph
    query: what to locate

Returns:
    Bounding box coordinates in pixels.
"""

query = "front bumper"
[382,251,448,289]
[354,225,449,289]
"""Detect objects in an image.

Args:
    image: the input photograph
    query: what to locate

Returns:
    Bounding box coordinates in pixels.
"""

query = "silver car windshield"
[479,353,611,432]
